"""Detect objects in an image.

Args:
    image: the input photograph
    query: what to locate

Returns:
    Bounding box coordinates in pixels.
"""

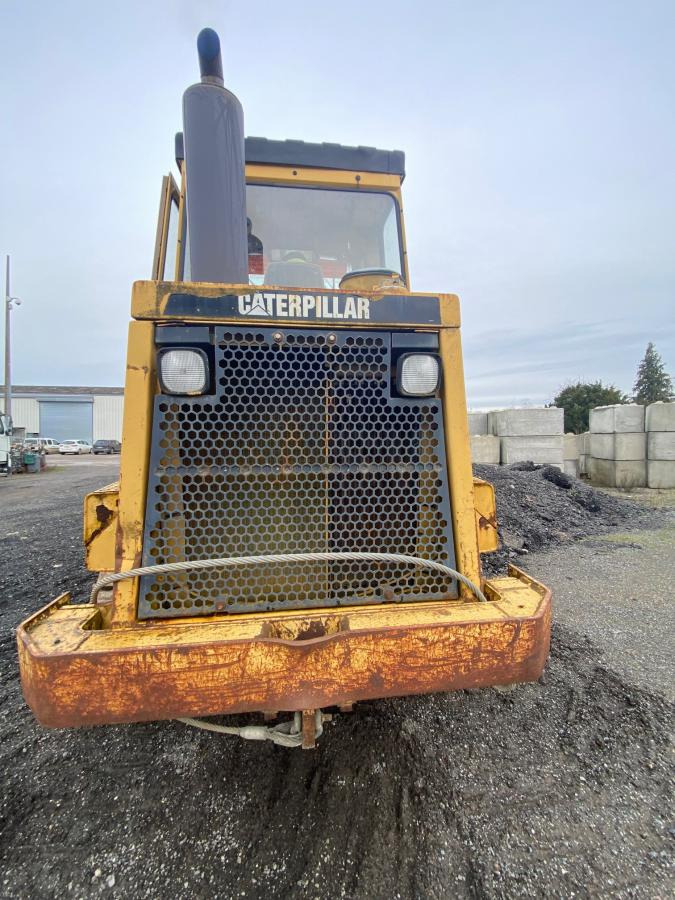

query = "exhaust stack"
[182,28,248,283]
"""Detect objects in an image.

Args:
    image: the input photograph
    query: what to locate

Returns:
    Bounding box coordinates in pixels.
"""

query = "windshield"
[245,184,403,289]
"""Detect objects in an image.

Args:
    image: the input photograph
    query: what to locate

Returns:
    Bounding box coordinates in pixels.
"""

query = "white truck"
[0,414,12,475]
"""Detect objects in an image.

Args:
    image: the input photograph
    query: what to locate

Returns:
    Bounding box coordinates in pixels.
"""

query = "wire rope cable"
[90,551,487,604]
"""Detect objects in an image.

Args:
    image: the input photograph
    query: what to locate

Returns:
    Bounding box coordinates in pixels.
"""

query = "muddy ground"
[0,462,673,899]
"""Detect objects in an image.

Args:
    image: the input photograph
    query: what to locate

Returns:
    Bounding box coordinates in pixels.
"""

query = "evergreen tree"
[632,343,673,405]
[551,382,627,433]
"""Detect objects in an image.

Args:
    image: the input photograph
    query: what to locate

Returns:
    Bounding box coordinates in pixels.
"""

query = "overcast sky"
[1,0,673,408]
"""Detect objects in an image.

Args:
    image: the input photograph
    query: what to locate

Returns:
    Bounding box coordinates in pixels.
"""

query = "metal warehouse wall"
[2,398,40,434]
[93,395,124,442]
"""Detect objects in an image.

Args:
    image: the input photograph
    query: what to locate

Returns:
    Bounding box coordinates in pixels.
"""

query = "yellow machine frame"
[17,160,551,734]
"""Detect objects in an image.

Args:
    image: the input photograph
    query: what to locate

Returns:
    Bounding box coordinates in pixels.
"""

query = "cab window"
[245,185,403,289]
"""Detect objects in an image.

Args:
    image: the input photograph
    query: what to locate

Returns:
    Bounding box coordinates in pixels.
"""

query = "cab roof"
[175,133,405,179]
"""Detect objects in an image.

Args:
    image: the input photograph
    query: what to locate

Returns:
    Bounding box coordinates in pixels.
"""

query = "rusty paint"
[83,504,114,548]
[83,487,120,570]
[473,478,499,554]
[16,570,551,728]
[478,513,497,530]
[96,504,113,525]
[301,710,316,749]
[111,320,156,626]
[292,621,329,641]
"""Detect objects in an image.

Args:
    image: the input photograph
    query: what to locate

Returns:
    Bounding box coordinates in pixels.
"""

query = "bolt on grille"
[139,327,456,618]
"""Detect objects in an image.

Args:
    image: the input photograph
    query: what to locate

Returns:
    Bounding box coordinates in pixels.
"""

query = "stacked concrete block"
[579,432,591,475]
[645,401,675,488]
[468,412,489,435]
[588,404,646,488]
[563,433,581,478]
[488,407,564,468]
[589,404,645,433]
[470,434,500,465]
[590,432,647,461]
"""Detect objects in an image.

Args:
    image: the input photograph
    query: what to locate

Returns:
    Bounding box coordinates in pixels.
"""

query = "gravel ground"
[524,521,675,701]
[474,462,667,575]
[1,462,673,899]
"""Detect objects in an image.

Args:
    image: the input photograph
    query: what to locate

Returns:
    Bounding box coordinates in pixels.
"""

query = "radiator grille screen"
[139,327,456,618]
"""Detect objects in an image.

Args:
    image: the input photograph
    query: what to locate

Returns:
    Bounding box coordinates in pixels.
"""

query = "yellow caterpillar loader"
[17,29,550,748]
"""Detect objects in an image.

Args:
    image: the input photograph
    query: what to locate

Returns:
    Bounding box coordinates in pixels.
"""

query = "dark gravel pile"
[474,462,664,575]
[1,465,673,899]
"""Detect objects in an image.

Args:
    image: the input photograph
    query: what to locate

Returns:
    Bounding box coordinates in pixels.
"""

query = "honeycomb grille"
[139,327,456,618]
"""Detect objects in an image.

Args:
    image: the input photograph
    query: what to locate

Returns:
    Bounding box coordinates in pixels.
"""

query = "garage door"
[39,401,93,443]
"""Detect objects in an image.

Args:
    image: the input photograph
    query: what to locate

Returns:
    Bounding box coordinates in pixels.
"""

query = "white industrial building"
[0,386,124,443]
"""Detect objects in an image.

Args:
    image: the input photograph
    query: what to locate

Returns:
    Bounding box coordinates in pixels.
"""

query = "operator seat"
[264,251,324,288]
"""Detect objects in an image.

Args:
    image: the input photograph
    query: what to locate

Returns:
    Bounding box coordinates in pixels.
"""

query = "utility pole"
[4,256,10,420]
[3,255,21,421]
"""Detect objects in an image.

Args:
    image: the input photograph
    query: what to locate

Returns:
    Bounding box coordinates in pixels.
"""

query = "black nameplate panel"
[164,291,441,325]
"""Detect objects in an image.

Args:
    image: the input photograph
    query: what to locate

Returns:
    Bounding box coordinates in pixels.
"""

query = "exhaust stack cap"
[197,27,224,85]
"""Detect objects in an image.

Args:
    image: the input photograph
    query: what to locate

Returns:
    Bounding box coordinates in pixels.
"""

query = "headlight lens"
[398,354,440,396]
[159,348,208,395]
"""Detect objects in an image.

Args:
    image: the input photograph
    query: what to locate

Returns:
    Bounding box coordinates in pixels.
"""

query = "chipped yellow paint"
[473,478,499,553]
[17,569,551,727]
[438,316,482,596]
[17,145,552,729]
[83,483,119,572]
[110,321,156,626]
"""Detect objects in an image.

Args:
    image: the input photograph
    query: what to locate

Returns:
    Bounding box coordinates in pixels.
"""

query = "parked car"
[25,437,60,454]
[58,440,93,455]
[93,439,121,455]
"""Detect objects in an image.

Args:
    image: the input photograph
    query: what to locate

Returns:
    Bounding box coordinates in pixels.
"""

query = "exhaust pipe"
[182,28,248,283]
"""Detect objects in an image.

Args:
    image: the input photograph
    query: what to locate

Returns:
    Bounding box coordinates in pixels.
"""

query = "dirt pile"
[474,462,663,575]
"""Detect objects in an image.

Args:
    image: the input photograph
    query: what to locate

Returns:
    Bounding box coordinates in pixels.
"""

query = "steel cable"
[90,552,487,604]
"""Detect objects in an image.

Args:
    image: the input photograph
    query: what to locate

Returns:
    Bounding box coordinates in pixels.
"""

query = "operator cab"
[154,136,408,291]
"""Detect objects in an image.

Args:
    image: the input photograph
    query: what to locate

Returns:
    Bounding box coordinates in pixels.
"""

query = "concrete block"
[563,459,579,478]
[579,453,589,475]
[488,407,563,437]
[589,404,644,434]
[589,457,646,489]
[500,435,563,466]
[647,431,675,461]
[468,412,488,435]
[470,434,500,465]
[647,460,675,489]
[563,433,581,460]
[590,432,646,461]
[646,402,675,433]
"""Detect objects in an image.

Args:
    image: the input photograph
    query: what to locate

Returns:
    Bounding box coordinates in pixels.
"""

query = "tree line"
[552,343,673,434]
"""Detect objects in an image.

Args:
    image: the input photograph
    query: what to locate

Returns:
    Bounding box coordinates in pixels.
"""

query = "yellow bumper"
[17,566,551,728]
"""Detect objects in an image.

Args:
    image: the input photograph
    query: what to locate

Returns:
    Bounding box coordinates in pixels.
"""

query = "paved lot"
[0,464,672,899]
[44,454,121,469]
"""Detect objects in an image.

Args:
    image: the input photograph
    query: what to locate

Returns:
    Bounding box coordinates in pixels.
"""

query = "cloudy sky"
[2,0,673,408]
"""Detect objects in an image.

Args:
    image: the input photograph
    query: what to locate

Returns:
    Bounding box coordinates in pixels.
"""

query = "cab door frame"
[151,174,180,280]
